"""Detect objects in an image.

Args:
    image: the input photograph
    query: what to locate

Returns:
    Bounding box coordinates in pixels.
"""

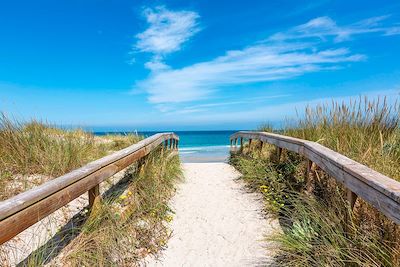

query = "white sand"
[145,163,279,267]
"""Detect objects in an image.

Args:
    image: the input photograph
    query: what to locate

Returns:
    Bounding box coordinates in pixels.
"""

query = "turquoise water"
[172,131,235,162]
[95,131,237,162]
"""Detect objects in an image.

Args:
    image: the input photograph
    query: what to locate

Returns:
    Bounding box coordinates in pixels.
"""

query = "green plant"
[232,96,400,266]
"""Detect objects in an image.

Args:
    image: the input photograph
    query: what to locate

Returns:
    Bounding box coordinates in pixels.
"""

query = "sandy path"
[146,163,279,267]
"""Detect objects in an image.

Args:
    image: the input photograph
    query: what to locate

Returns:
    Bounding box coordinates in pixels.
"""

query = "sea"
[94,131,237,163]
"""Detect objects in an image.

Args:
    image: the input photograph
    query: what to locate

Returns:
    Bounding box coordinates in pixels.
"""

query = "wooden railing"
[230,131,400,224]
[0,133,179,244]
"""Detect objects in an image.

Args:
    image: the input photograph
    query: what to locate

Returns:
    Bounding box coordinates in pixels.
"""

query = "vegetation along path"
[146,162,279,267]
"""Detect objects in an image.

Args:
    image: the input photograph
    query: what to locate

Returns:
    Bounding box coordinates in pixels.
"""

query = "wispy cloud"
[270,15,400,42]
[134,6,200,65]
[163,94,291,115]
[133,15,399,109]
[136,43,364,104]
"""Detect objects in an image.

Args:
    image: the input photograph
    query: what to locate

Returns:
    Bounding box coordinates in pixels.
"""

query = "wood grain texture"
[230,131,400,224]
[0,133,179,244]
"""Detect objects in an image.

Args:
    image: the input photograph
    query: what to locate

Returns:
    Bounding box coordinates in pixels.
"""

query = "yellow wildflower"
[165,215,173,223]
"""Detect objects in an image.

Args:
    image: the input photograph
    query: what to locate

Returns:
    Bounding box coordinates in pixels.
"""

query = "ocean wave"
[179,151,197,154]
[179,145,230,151]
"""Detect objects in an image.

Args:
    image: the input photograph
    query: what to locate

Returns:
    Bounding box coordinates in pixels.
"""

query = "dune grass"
[61,150,182,266]
[0,115,142,200]
[230,96,400,266]
[0,115,181,266]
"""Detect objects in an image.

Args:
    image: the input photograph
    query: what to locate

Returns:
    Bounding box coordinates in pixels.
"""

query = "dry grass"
[0,115,181,266]
[0,115,142,200]
[285,96,400,180]
[231,96,400,266]
[62,150,182,266]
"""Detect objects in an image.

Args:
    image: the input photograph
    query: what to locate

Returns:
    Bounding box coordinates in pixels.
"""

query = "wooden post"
[168,139,172,149]
[230,139,233,147]
[345,188,358,235]
[88,184,100,208]
[306,159,314,193]
[232,138,237,153]
[276,147,283,162]
[249,139,252,149]
[347,189,358,210]
[259,141,264,152]
[240,137,243,151]
[164,140,168,149]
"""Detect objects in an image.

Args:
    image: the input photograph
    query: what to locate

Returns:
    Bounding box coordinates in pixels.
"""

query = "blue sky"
[0,0,399,130]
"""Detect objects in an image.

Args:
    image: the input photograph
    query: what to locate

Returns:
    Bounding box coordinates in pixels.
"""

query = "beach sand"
[144,163,280,267]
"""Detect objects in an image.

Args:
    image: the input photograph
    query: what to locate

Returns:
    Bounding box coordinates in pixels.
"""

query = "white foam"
[179,145,230,151]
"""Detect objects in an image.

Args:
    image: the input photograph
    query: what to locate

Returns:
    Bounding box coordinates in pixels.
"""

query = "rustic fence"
[230,131,400,224]
[0,133,179,244]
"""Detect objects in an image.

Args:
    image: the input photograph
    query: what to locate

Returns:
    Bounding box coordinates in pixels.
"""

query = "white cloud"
[136,43,364,104]
[133,15,399,109]
[163,94,291,115]
[135,6,200,57]
[270,15,400,42]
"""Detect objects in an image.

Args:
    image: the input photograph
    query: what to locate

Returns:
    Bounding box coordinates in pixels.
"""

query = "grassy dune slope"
[0,116,182,266]
[0,115,141,200]
[231,97,400,266]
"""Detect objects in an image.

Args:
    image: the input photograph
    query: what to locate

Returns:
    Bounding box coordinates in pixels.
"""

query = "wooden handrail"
[230,131,400,224]
[0,132,179,244]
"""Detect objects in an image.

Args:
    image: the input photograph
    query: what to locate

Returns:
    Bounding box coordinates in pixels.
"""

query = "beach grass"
[0,114,142,200]
[60,150,182,266]
[0,115,182,266]
[230,96,400,266]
